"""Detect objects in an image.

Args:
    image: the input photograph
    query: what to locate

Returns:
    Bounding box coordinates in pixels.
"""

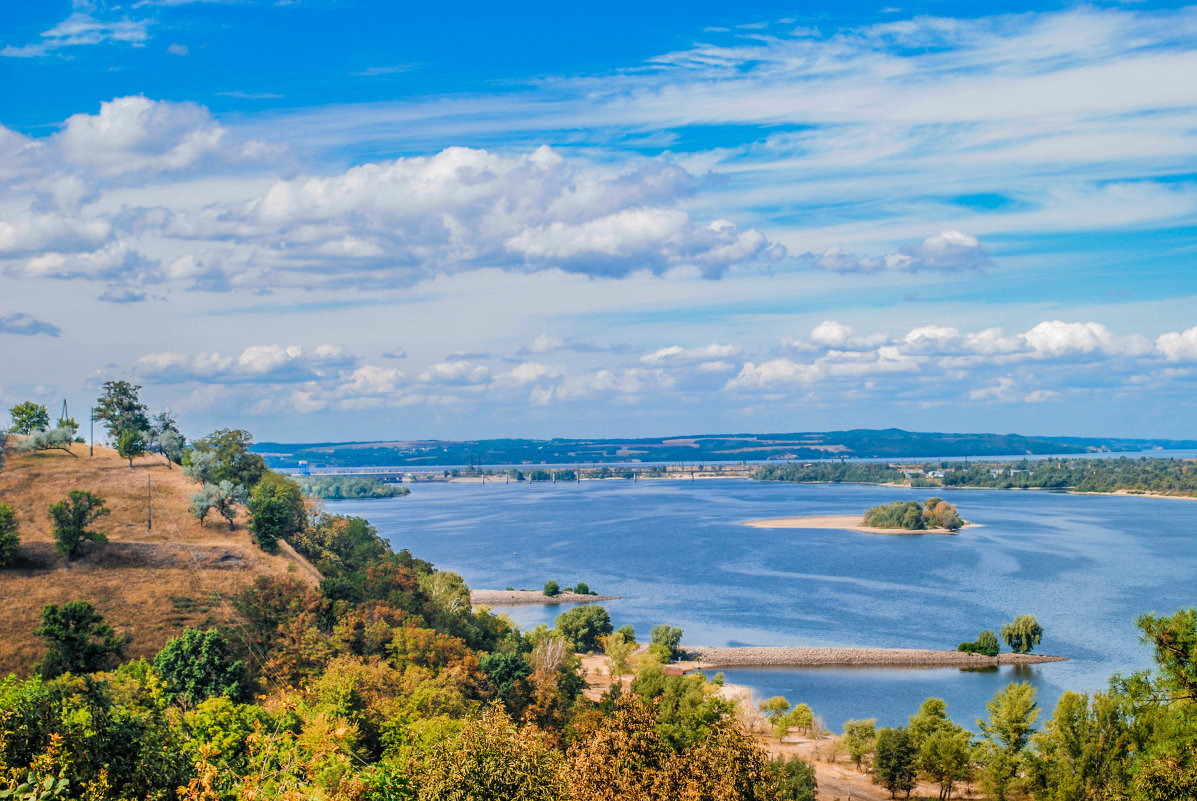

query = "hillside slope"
[0,440,321,676]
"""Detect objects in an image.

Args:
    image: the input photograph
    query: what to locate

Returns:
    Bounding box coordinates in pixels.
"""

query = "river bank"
[680,645,1066,669]
[470,589,619,606]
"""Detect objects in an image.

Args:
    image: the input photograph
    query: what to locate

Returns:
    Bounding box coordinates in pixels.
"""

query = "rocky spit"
[681,646,1067,669]
[470,589,620,606]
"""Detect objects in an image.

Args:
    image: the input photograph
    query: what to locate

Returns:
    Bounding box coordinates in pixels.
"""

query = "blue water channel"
[328,479,1197,731]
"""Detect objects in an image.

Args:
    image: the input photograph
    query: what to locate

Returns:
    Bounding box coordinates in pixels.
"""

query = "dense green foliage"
[247,472,306,553]
[292,475,410,499]
[152,628,248,709]
[47,490,109,559]
[543,580,561,597]
[553,605,612,652]
[862,497,964,530]
[33,601,128,678]
[8,402,49,435]
[0,502,20,568]
[770,755,817,801]
[873,726,918,798]
[842,718,877,769]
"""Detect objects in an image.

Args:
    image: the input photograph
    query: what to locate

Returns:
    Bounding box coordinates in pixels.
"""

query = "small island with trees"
[861,497,964,532]
[746,496,968,535]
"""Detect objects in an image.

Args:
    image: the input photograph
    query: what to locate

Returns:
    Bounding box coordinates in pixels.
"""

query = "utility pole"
[146,474,152,531]
[89,407,94,458]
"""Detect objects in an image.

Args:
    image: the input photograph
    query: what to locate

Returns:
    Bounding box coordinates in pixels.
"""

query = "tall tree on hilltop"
[94,380,150,442]
[8,401,49,434]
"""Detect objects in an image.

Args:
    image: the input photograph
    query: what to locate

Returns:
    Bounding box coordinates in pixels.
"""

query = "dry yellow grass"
[0,439,321,676]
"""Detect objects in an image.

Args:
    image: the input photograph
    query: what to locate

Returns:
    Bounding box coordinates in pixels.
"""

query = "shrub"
[958,629,1000,656]
[35,600,128,677]
[47,490,109,559]
[543,580,561,597]
[0,502,19,567]
[153,628,249,709]
[574,581,592,595]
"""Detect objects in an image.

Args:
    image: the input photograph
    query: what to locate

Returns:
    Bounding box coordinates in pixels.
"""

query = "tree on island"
[1001,614,1044,654]
[8,401,49,434]
[863,497,964,531]
[959,629,1001,656]
[543,580,561,597]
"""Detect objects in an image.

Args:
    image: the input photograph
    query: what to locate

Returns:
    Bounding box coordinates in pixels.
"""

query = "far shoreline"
[744,514,975,535]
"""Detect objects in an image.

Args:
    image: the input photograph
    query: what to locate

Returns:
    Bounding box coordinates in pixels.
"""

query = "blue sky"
[2,1,1196,442]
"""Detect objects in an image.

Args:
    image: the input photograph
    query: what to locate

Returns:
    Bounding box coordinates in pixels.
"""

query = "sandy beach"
[470,589,620,606]
[744,514,968,535]
[679,645,1066,669]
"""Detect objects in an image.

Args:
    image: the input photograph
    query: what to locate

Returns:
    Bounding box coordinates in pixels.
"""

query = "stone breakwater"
[682,646,1067,669]
[470,589,620,606]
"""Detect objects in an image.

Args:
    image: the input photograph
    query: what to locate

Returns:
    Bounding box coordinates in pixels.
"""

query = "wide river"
[328,479,1197,731]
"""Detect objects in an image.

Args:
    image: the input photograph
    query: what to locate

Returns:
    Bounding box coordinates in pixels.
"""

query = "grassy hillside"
[0,439,320,676]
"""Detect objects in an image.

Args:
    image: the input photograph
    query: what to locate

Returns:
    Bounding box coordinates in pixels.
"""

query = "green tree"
[34,600,128,677]
[153,628,248,709]
[771,755,817,801]
[94,379,149,441]
[189,480,247,530]
[479,651,532,711]
[604,630,635,682]
[574,581,592,595]
[1025,689,1132,801]
[1001,614,1044,654]
[247,472,306,553]
[47,490,109,559]
[650,624,685,662]
[0,502,20,567]
[874,727,917,798]
[920,727,974,801]
[554,604,612,652]
[979,681,1040,801]
[843,718,877,769]
[189,428,267,488]
[543,580,561,597]
[8,401,49,434]
[116,427,146,466]
[761,696,793,741]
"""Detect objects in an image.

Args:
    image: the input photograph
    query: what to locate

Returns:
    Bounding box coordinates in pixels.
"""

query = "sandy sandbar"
[744,514,967,535]
[679,645,1066,669]
[470,589,620,606]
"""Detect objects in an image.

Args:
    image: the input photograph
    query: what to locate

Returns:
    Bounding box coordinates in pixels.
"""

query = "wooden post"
[146,474,152,531]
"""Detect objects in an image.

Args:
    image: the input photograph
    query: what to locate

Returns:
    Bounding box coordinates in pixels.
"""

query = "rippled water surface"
[329,479,1197,730]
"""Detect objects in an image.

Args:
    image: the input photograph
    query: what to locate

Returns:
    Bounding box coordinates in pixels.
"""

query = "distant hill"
[253,428,1197,469]
[0,439,319,676]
